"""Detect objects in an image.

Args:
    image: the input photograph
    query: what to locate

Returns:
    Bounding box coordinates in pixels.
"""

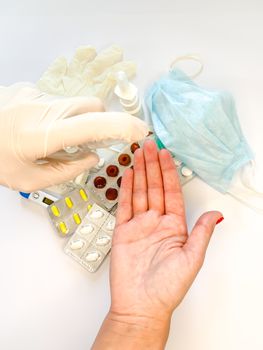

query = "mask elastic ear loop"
[169,55,204,79]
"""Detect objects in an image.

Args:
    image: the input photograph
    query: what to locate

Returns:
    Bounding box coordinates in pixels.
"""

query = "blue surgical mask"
[146,68,253,193]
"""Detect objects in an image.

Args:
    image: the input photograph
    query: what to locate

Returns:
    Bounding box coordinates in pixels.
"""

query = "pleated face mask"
[146,64,253,193]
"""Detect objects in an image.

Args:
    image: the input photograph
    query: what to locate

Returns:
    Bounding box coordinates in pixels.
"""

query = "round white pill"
[181,166,193,177]
[32,192,40,199]
[90,210,104,219]
[74,172,88,185]
[85,251,100,262]
[106,220,115,231]
[96,236,111,246]
[64,146,79,154]
[97,158,105,168]
[70,239,85,250]
[174,158,182,167]
[80,224,94,234]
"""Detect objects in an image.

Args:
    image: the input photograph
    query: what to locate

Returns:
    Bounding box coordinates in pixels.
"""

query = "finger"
[46,96,105,122]
[93,61,136,85]
[37,57,68,95]
[84,45,123,79]
[67,46,97,76]
[144,140,164,214]
[45,112,149,156]
[159,149,186,219]
[15,152,99,192]
[184,211,223,266]
[133,149,148,215]
[18,99,105,160]
[91,61,137,100]
[116,168,134,225]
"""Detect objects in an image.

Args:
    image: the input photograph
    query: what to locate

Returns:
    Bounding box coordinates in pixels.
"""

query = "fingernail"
[216,217,224,225]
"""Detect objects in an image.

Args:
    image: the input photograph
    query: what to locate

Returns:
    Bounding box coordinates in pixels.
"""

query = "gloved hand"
[37,45,136,100]
[0,83,149,192]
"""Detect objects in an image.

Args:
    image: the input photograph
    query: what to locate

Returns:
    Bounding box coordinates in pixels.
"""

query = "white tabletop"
[0,2,263,349]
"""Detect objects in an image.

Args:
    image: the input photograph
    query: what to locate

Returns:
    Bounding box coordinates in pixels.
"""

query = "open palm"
[110,140,223,319]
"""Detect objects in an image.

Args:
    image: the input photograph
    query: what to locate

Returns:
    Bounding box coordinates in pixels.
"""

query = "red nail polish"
[216,217,224,225]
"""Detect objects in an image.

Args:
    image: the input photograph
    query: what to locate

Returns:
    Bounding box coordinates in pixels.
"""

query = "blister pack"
[86,141,195,210]
[47,187,94,236]
[86,141,141,210]
[64,203,116,272]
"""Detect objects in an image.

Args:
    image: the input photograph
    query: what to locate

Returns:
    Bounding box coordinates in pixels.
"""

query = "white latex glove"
[0,84,149,192]
[37,45,136,100]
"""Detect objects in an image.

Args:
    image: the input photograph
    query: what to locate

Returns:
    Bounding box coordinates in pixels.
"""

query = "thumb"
[20,152,99,192]
[184,211,224,266]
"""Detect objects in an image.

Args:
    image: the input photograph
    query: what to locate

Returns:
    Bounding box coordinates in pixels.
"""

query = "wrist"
[92,310,171,350]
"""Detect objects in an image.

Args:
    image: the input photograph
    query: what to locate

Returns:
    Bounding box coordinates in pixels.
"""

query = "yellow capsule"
[87,204,92,212]
[73,213,81,225]
[51,205,60,217]
[79,189,88,202]
[58,221,68,235]
[65,197,73,208]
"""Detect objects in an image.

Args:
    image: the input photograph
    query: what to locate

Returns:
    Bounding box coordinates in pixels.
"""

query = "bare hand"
[110,140,223,320]
[92,140,223,349]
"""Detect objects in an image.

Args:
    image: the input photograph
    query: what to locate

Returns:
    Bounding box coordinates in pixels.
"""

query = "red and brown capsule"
[105,188,118,200]
[130,142,140,154]
[94,176,107,189]
[106,165,119,177]
[117,177,122,187]
[118,153,131,166]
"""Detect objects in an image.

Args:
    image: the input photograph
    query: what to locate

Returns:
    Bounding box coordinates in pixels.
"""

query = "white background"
[0,1,263,349]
